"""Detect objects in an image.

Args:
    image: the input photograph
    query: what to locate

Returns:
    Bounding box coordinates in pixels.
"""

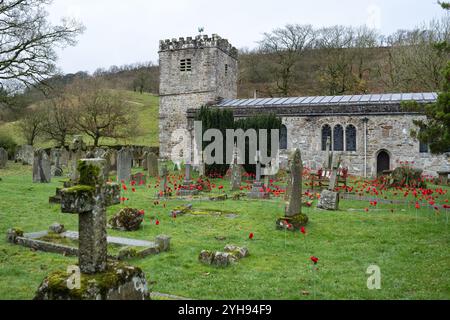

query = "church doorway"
[376,150,390,175]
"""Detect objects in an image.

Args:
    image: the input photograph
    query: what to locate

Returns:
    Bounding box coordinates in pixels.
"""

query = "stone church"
[158,34,449,177]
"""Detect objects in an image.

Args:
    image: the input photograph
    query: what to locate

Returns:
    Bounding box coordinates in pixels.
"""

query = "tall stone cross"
[60,158,120,274]
[326,136,333,170]
[285,149,303,217]
[255,151,261,182]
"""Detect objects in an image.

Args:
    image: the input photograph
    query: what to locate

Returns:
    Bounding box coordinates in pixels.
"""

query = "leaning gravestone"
[33,149,51,183]
[146,152,159,177]
[0,147,7,168]
[34,158,148,300]
[276,148,308,230]
[317,155,341,211]
[117,147,132,183]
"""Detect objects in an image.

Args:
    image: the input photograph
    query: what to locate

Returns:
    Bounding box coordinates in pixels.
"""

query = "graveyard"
[0,0,449,302]
[0,153,449,300]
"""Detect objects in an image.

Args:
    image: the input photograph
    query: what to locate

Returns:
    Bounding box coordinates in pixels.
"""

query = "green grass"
[0,90,159,148]
[0,162,449,300]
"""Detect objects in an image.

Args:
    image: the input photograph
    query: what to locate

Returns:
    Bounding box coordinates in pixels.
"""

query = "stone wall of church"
[282,114,449,177]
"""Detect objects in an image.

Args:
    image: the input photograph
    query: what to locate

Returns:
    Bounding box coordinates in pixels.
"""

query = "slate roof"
[215,93,437,108]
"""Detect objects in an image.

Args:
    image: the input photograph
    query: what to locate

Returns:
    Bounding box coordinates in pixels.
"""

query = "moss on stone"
[12,227,24,237]
[38,261,145,300]
[77,161,101,186]
[63,185,95,196]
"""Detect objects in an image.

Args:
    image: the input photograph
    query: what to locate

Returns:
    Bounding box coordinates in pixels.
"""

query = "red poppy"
[132,187,136,193]
[155,219,160,225]
[122,184,127,191]
[415,202,420,210]
[138,210,145,216]
[249,233,254,240]
[131,180,136,186]
[365,208,369,212]
[300,226,306,234]
[310,256,319,264]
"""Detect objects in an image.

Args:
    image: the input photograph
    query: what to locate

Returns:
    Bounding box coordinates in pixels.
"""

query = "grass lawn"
[0,162,449,300]
[0,90,159,148]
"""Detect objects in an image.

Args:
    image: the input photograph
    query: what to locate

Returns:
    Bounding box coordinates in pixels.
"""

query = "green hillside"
[0,90,160,148]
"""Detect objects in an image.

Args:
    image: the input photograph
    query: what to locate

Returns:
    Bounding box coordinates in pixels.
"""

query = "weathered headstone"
[69,136,87,183]
[33,149,51,183]
[158,162,170,198]
[276,149,308,230]
[0,147,7,168]
[51,149,63,177]
[117,147,132,183]
[230,147,242,191]
[146,152,159,177]
[142,152,149,171]
[285,149,303,217]
[35,158,148,300]
[15,145,34,165]
[177,162,199,196]
[317,155,340,210]
[248,151,270,199]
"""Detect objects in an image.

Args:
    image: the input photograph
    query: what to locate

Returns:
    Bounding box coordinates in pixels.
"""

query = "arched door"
[376,151,390,175]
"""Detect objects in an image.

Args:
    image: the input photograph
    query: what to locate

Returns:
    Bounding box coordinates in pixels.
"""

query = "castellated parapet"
[159,34,238,159]
[159,34,238,59]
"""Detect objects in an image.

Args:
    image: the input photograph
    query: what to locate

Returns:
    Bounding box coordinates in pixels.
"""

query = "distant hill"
[0,90,160,148]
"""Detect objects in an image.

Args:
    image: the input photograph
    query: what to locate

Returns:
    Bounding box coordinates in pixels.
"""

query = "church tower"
[158,34,238,159]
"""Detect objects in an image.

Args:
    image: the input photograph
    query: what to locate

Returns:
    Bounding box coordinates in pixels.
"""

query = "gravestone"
[230,146,242,191]
[318,155,340,210]
[142,152,149,171]
[276,149,308,230]
[0,147,7,168]
[33,149,51,183]
[248,151,270,199]
[51,149,63,177]
[35,158,148,300]
[177,162,199,196]
[69,137,87,183]
[117,147,132,183]
[158,162,170,198]
[146,152,159,177]
[15,145,34,165]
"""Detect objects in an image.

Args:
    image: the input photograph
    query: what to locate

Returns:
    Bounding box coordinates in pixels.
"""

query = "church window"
[225,64,229,75]
[333,125,344,151]
[322,124,332,151]
[346,125,357,151]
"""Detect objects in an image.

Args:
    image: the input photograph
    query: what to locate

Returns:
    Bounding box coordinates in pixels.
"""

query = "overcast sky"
[47,0,448,74]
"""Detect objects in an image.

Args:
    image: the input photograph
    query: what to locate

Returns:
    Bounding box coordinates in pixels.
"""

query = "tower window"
[225,64,229,75]
[180,59,192,72]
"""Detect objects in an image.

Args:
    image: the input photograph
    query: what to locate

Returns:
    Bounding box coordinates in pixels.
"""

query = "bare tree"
[259,24,316,96]
[0,0,84,90]
[40,94,76,147]
[18,105,45,145]
[69,79,138,147]
[316,26,357,95]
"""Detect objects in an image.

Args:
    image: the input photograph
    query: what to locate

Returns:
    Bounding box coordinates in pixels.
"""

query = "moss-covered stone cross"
[60,158,120,274]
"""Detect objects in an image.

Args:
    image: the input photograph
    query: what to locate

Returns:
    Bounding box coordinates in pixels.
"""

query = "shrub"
[390,164,426,188]
[0,133,17,159]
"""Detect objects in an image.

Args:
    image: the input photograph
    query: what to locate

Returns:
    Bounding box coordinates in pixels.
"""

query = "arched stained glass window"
[346,125,357,151]
[322,125,332,151]
[333,125,344,151]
